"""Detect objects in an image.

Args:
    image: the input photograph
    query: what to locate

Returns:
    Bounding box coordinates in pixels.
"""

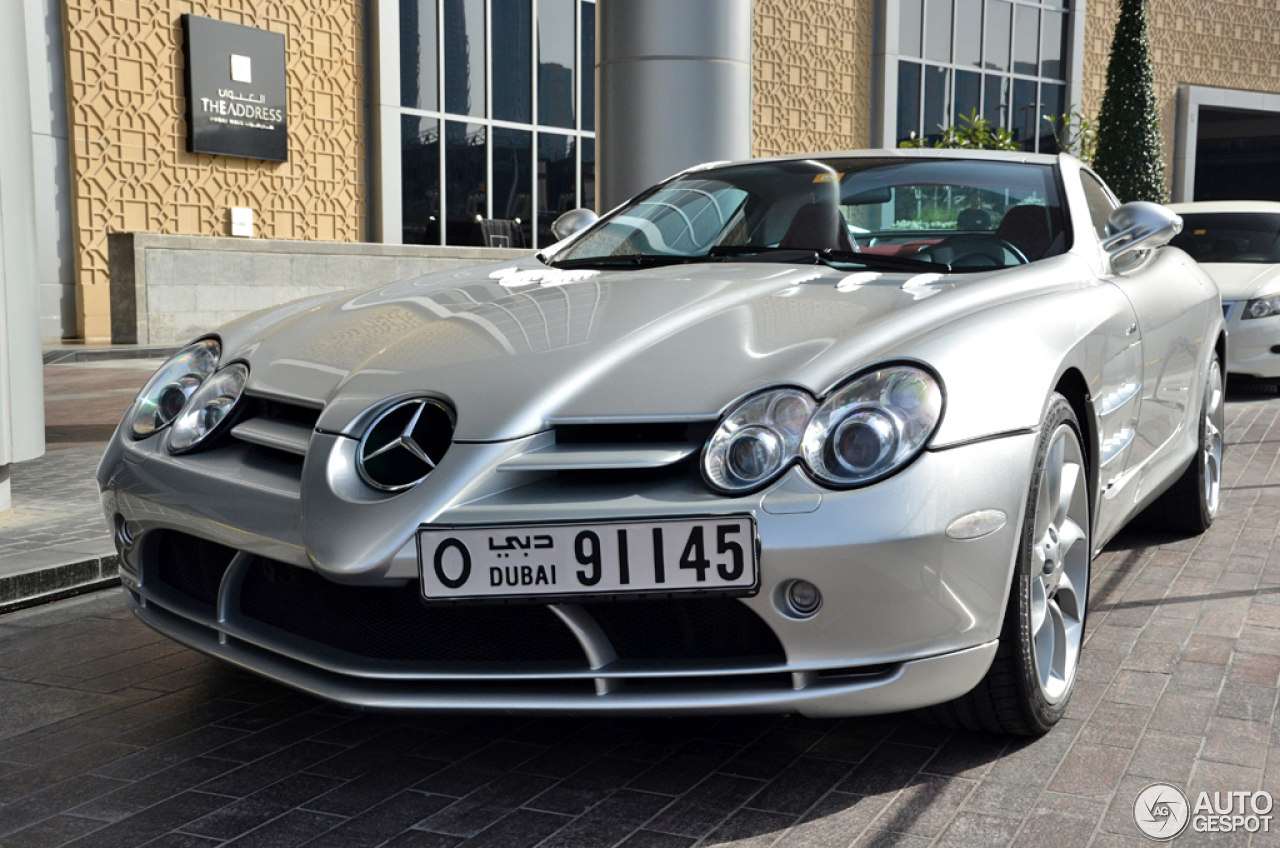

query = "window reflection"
[954,0,981,68]
[538,0,576,128]
[446,121,487,245]
[400,0,438,110]
[538,133,576,246]
[897,61,922,144]
[581,137,595,212]
[492,0,531,123]
[402,115,440,245]
[444,0,485,118]
[493,128,532,247]
[394,0,602,247]
[925,0,953,63]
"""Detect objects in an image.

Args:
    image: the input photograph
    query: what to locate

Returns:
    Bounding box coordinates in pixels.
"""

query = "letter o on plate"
[433,539,472,589]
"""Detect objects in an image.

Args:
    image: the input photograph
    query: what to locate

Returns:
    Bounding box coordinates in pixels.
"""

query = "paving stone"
[644,772,762,837]
[744,755,853,815]
[873,774,976,837]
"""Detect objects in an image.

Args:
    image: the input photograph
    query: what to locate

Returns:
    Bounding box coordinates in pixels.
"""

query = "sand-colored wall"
[61,0,365,341]
[752,0,876,157]
[1083,0,1280,189]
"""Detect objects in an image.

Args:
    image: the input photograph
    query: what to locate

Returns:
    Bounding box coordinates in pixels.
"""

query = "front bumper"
[1224,301,1280,378]
[104,428,1035,716]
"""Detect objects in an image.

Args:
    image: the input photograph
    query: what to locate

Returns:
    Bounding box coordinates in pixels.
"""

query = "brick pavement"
[0,391,1276,846]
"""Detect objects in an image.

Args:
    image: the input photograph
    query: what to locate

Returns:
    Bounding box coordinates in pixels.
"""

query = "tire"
[923,394,1090,735]
[1137,355,1223,535]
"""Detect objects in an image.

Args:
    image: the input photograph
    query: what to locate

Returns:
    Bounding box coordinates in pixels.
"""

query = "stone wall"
[752,0,876,157]
[1083,0,1280,191]
[108,234,529,345]
[61,0,367,342]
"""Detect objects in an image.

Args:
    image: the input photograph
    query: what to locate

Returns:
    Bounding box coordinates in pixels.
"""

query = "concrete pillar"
[597,0,753,211]
[0,0,48,513]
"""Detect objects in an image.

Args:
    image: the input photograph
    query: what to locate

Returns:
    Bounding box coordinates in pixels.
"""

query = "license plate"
[418,516,758,601]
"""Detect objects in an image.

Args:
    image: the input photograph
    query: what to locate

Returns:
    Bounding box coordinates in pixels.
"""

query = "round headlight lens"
[130,339,220,438]
[803,365,943,487]
[167,363,249,453]
[703,388,816,493]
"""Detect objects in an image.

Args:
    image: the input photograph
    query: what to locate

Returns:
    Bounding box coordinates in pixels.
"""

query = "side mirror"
[550,208,599,242]
[1102,202,1182,264]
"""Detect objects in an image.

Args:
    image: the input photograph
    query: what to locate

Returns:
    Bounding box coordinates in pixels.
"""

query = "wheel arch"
[1052,366,1097,517]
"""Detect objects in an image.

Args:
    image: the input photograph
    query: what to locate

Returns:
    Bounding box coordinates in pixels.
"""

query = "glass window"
[581,1,595,132]
[897,62,922,144]
[581,136,595,212]
[538,133,576,245]
[1041,10,1067,80]
[954,0,982,68]
[491,0,531,123]
[400,0,438,110]
[539,0,576,128]
[493,127,532,246]
[1013,4,1039,76]
[554,157,1070,270]
[402,115,440,244]
[954,70,981,123]
[900,0,923,57]
[1011,79,1037,150]
[1080,171,1117,240]
[444,0,485,117]
[923,66,949,141]
[1170,213,1280,263]
[446,121,486,244]
[985,0,1011,71]
[925,0,954,63]
[1039,82,1065,152]
[983,73,1007,127]
[395,0,596,247]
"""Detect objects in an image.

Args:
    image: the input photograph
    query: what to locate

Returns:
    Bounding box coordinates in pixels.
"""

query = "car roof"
[1167,200,1280,214]
[684,147,1067,173]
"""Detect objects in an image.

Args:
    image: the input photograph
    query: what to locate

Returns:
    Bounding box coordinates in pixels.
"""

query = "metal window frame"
[373,0,596,247]
[873,0,1085,152]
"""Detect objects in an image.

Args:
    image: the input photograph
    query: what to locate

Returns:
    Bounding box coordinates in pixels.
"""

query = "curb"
[43,346,179,365]
[0,554,122,615]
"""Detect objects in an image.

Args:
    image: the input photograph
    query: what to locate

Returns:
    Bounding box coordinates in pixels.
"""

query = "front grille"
[153,530,238,608]
[239,559,586,663]
[582,598,784,661]
[227,396,321,461]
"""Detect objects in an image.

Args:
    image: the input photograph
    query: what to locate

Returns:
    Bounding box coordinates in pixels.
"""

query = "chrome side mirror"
[550,208,599,242]
[1102,202,1182,265]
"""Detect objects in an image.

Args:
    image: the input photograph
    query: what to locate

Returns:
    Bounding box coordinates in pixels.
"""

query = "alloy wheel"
[1029,424,1090,704]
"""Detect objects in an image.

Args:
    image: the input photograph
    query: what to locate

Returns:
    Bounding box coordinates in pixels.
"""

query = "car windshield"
[549,157,1068,272]
[1170,213,1280,264]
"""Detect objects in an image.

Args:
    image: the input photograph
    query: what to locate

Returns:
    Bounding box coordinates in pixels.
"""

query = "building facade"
[18,0,1280,345]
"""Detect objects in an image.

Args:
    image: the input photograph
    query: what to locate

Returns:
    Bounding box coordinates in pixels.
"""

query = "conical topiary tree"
[1092,0,1166,203]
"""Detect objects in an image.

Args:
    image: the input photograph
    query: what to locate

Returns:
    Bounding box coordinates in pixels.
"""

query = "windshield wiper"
[548,253,718,269]
[820,249,951,274]
[707,245,821,263]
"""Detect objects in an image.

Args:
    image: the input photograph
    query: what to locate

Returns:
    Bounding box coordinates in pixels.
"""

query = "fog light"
[785,579,822,617]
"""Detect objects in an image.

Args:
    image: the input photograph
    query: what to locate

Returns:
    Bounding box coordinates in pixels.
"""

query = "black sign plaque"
[183,15,288,162]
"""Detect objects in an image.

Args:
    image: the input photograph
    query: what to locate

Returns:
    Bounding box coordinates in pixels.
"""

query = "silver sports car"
[99,149,1224,735]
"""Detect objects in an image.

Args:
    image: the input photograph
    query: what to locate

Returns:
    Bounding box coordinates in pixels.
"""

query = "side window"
[1080,171,1118,241]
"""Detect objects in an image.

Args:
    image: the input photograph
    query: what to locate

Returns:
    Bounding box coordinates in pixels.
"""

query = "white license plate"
[418,516,758,601]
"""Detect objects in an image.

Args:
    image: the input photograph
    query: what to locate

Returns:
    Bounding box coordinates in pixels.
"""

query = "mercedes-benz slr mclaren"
[99,149,1225,735]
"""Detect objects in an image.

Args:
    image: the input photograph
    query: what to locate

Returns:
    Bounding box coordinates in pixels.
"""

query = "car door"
[1082,172,1210,479]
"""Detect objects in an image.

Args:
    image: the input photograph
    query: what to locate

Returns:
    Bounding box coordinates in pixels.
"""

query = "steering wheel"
[915,235,1029,268]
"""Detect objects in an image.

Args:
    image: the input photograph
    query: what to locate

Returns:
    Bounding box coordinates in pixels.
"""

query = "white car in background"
[1170,201,1280,380]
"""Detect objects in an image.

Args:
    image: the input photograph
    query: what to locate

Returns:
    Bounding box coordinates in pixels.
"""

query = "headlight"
[130,339,220,438]
[702,388,816,493]
[802,364,943,488]
[167,363,249,453]
[1243,293,1280,319]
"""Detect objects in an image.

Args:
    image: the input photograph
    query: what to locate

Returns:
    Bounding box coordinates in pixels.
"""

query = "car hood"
[1197,263,1280,301]
[221,255,1073,441]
